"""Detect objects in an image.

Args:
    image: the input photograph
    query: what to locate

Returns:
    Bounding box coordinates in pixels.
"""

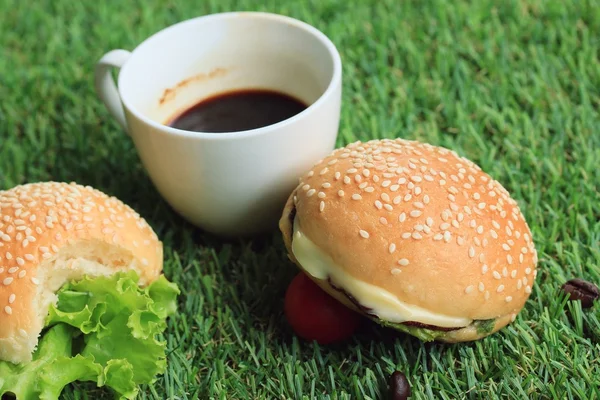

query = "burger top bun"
[0,182,163,364]
[280,139,538,340]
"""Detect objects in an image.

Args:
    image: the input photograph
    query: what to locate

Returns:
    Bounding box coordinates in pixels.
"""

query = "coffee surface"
[168,89,307,133]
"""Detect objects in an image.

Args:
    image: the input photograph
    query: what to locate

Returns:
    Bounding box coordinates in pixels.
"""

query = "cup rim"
[117,11,342,141]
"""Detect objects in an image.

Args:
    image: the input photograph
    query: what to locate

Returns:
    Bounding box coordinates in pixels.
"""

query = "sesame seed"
[433,233,443,241]
[490,230,498,239]
[410,210,422,218]
[402,232,411,239]
[452,220,460,228]
[390,184,400,192]
[8,267,18,274]
[302,184,310,191]
[469,247,475,258]
[414,202,424,209]
[493,271,501,280]
[380,217,388,225]
[31,277,40,285]
[319,201,325,212]
[347,168,357,174]
[334,172,341,180]
[318,191,326,199]
[319,167,329,175]
[381,193,390,202]
[307,189,316,197]
[443,231,451,242]
[525,286,532,294]
[423,195,430,204]
[3,277,13,285]
[457,236,465,245]
[484,291,490,300]
[414,224,424,231]
[375,200,383,209]
[359,230,370,239]
[384,204,393,211]
[359,182,368,189]
[389,243,396,254]
[382,180,391,188]
[398,258,409,266]
[354,175,362,183]
[503,267,509,277]
[465,285,474,294]
[492,221,501,229]
[481,264,489,274]
[502,244,510,251]
[8,294,15,304]
[18,270,26,278]
[5,306,12,315]
[412,232,423,239]
[343,176,351,184]
[517,280,523,289]
[391,268,402,275]
[338,190,345,197]
[507,255,513,264]
[497,285,505,293]
[426,217,433,227]
[525,267,532,275]
[393,195,402,204]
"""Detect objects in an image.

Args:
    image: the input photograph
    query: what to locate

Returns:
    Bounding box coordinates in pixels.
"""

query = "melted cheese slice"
[292,218,472,328]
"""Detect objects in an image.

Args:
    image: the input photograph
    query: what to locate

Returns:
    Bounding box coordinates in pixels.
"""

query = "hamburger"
[0,182,179,399]
[280,138,538,342]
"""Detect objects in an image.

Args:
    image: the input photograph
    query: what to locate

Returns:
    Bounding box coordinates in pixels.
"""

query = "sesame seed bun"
[0,182,163,364]
[279,139,538,342]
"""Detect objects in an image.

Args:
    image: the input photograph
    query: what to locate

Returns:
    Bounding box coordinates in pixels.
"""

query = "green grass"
[1,0,600,398]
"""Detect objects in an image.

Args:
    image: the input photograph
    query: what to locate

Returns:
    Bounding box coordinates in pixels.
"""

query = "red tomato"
[284,272,362,344]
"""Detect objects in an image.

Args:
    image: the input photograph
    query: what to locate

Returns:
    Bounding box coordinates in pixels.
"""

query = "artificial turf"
[1,0,599,398]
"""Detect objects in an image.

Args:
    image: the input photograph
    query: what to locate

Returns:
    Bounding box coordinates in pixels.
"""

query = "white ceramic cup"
[95,12,342,237]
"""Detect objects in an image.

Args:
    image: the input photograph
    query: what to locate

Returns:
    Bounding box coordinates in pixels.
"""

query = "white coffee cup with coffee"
[95,12,342,237]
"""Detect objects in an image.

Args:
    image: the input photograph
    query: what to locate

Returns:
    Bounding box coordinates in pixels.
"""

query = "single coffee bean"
[561,278,600,309]
[389,371,411,400]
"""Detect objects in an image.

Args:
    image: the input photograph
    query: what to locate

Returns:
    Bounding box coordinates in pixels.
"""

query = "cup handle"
[95,49,131,133]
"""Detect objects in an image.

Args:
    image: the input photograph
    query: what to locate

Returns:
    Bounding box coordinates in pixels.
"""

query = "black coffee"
[167,89,308,133]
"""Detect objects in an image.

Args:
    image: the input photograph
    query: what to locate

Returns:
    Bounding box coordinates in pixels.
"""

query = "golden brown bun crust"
[0,182,163,363]
[280,139,538,336]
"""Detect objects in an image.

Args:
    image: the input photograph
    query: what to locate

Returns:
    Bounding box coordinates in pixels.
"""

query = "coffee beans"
[561,279,599,309]
[389,371,411,400]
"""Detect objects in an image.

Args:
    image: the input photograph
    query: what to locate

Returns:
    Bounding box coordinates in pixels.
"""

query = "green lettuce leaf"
[0,271,179,400]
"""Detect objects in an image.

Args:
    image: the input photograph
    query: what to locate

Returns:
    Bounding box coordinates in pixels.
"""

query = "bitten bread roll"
[0,182,163,363]
[280,139,538,342]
